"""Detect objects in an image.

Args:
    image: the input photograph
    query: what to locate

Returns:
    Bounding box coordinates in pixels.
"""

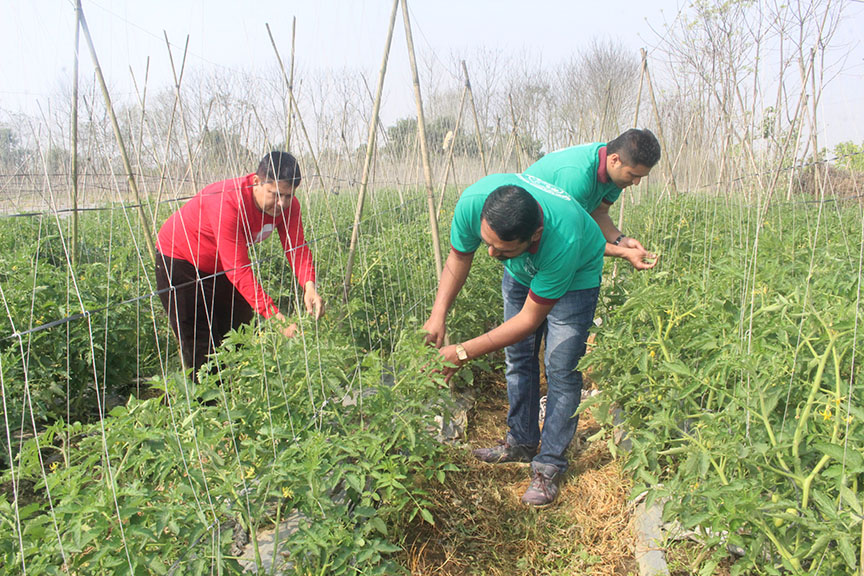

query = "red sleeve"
[278,197,316,287]
[528,290,559,306]
[209,191,280,318]
[450,244,475,255]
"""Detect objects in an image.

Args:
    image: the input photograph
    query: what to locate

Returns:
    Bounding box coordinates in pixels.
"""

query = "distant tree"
[44,146,71,176]
[0,126,25,170]
[384,116,477,158]
[834,141,864,173]
[555,39,640,144]
[198,127,255,172]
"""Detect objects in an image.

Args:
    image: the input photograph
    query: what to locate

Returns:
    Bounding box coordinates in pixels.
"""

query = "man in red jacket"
[155,151,324,380]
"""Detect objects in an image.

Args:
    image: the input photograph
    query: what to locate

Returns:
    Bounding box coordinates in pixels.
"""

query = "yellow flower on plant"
[282,487,293,499]
[245,466,256,479]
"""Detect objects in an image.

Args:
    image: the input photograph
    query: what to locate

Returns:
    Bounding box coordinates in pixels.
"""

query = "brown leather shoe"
[472,436,537,463]
[521,462,561,507]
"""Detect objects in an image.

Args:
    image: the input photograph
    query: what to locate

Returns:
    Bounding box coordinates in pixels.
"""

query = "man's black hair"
[607,128,661,168]
[257,151,302,186]
[481,185,541,243]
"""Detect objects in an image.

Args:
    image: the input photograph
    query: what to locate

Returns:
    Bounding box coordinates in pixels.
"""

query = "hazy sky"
[1,0,863,146]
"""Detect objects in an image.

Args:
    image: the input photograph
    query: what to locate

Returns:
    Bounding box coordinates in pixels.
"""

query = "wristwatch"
[455,343,469,362]
[612,234,626,246]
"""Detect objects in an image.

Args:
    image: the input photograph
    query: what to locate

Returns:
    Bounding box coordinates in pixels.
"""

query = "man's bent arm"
[591,203,657,269]
[590,202,623,244]
[423,248,475,347]
[460,296,553,359]
[437,295,554,376]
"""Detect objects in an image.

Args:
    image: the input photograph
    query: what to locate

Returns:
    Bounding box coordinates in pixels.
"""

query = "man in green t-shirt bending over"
[424,173,605,507]
[524,128,661,270]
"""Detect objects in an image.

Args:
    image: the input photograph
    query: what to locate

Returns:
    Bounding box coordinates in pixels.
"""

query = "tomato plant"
[584,194,863,573]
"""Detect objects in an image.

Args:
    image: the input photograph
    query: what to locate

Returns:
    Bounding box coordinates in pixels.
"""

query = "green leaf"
[805,533,832,557]
[370,517,387,536]
[839,484,862,515]
[663,360,691,377]
[812,441,848,464]
[419,508,434,525]
[836,534,857,569]
[353,506,376,518]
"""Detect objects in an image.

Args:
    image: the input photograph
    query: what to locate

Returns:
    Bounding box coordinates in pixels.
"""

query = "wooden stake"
[70,0,81,269]
[619,50,647,233]
[286,16,297,151]
[164,34,197,192]
[343,0,399,299]
[641,48,677,197]
[78,3,156,262]
[508,93,525,171]
[462,61,487,176]
[401,0,443,280]
[436,79,468,218]
[612,52,649,279]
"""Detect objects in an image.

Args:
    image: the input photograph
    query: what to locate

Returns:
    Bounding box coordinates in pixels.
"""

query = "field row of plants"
[0,188,506,574]
[4,182,862,573]
[584,193,864,574]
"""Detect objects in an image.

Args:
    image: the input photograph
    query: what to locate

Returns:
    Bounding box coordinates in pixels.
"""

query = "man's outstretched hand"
[273,312,299,338]
[304,281,325,319]
[620,237,658,270]
[422,316,446,349]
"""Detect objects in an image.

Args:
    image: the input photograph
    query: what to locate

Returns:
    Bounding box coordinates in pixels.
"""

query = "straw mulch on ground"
[401,368,638,575]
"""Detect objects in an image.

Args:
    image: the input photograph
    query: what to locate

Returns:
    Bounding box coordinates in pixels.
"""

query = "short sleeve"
[528,253,580,301]
[449,195,483,254]
[602,188,622,205]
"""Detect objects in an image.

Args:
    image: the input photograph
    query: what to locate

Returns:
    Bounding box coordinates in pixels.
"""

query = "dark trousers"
[155,253,254,381]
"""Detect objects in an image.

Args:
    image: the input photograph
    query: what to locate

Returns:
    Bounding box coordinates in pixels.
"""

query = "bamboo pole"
[129,60,151,226]
[289,90,341,236]
[286,16,297,151]
[265,22,293,143]
[491,117,504,173]
[436,80,468,218]
[508,94,525,171]
[598,78,613,140]
[401,0,443,280]
[70,0,81,269]
[462,61,487,176]
[343,0,399,299]
[149,58,183,233]
[641,48,677,197]
[619,49,647,232]
[164,34,197,193]
[78,4,156,262]
[611,51,649,280]
[807,48,821,198]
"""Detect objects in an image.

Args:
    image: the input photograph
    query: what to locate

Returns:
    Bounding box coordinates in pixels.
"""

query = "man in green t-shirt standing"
[524,128,661,270]
[424,173,605,507]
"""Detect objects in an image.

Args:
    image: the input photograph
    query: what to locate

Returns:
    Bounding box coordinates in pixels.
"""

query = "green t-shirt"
[450,173,605,299]
[524,142,622,213]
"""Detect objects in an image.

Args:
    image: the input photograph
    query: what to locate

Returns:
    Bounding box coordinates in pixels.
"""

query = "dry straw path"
[401,370,639,575]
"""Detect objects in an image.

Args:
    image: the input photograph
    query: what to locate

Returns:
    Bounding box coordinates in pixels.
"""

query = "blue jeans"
[502,270,599,474]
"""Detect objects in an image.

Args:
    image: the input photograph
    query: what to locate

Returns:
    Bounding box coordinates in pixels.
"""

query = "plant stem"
[791,334,836,475]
